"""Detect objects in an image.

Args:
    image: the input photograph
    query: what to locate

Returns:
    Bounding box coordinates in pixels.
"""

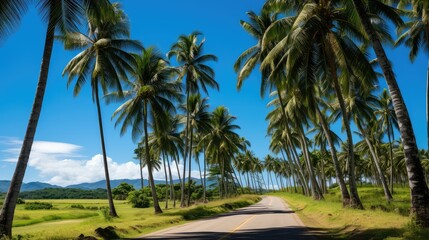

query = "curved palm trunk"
[95,85,118,217]
[0,17,56,237]
[324,36,363,209]
[316,106,351,206]
[358,124,393,201]
[174,156,182,184]
[143,102,162,214]
[181,88,191,207]
[299,130,323,200]
[352,0,429,225]
[203,145,207,202]
[387,125,394,194]
[290,142,311,196]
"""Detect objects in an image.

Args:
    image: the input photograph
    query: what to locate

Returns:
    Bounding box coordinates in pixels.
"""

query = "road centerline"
[218,215,256,240]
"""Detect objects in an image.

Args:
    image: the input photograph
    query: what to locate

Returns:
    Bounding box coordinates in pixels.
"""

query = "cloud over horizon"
[1,137,199,186]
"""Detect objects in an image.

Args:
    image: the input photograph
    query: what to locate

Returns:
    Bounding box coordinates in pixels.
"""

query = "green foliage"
[127,190,150,208]
[16,198,25,204]
[112,182,135,200]
[24,202,53,210]
[99,207,113,222]
[70,204,84,209]
[19,188,107,199]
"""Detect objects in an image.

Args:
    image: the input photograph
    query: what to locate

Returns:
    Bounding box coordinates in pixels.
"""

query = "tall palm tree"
[110,47,181,214]
[168,32,218,207]
[0,0,96,236]
[205,106,243,198]
[179,94,212,206]
[61,3,140,217]
[375,89,399,194]
[351,0,429,226]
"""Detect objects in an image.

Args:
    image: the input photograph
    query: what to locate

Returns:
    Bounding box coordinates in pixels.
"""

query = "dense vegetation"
[18,188,108,200]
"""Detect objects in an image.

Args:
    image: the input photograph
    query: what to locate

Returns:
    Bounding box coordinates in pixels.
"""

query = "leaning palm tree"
[0,0,102,236]
[168,31,218,207]
[61,3,141,217]
[111,47,181,214]
[351,0,429,226]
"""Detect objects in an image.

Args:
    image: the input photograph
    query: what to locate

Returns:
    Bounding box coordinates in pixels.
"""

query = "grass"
[270,186,429,240]
[11,195,260,239]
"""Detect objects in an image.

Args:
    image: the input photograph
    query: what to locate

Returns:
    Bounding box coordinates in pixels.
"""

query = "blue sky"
[0,0,427,186]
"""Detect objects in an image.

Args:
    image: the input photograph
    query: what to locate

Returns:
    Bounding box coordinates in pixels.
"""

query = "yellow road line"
[218,215,256,240]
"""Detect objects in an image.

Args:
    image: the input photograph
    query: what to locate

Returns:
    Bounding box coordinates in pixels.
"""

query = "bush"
[16,198,25,204]
[24,202,53,210]
[127,190,150,208]
[99,207,113,222]
[70,204,85,209]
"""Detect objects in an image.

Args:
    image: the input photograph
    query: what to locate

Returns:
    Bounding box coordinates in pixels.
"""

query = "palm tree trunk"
[388,125,394,194]
[289,144,310,196]
[0,17,56,237]
[167,156,176,208]
[203,145,207,202]
[174,156,182,184]
[94,85,118,217]
[143,102,162,214]
[316,106,351,206]
[186,129,194,206]
[196,154,204,193]
[162,152,169,209]
[358,124,393,201]
[324,35,363,209]
[181,91,191,207]
[299,130,323,200]
[352,0,429,225]
[139,152,144,189]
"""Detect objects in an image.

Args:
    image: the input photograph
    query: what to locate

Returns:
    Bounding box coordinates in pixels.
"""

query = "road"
[137,196,316,240]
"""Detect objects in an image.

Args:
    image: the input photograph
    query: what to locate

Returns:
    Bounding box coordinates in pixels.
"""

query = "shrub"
[127,190,150,208]
[99,207,112,222]
[16,198,25,204]
[24,202,53,210]
[70,204,85,209]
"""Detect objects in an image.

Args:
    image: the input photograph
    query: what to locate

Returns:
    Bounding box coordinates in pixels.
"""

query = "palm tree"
[179,94,211,206]
[0,0,98,236]
[351,0,429,226]
[375,89,399,194]
[205,106,243,198]
[168,32,218,207]
[110,47,181,214]
[61,3,140,217]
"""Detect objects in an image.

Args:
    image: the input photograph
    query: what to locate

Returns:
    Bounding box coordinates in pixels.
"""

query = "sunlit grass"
[12,195,260,239]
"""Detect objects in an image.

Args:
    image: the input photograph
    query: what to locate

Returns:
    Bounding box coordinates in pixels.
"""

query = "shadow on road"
[127,226,314,240]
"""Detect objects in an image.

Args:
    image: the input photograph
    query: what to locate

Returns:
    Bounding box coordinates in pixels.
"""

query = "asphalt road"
[137,196,316,240]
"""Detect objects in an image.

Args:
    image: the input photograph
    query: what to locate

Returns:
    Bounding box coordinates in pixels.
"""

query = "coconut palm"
[205,106,243,198]
[168,31,218,207]
[110,47,180,214]
[375,89,399,193]
[0,0,102,236]
[179,94,212,206]
[350,0,429,226]
[61,3,140,217]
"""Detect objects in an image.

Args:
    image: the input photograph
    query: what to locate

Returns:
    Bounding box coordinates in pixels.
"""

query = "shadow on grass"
[305,226,404,240]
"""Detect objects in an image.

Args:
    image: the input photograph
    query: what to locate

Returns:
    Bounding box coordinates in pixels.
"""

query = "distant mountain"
[0,178,201,192]
[0,180,61,192]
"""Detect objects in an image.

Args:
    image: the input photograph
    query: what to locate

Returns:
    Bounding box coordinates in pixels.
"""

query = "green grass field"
[270,186,429,240]
[11,195,260,239]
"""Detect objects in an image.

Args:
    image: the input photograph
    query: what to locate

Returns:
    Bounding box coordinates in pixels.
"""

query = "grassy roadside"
[12,195,260,239]
[270,187,429,240]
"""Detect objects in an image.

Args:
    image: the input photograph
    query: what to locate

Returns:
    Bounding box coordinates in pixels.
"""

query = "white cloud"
[0,138,200,186]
